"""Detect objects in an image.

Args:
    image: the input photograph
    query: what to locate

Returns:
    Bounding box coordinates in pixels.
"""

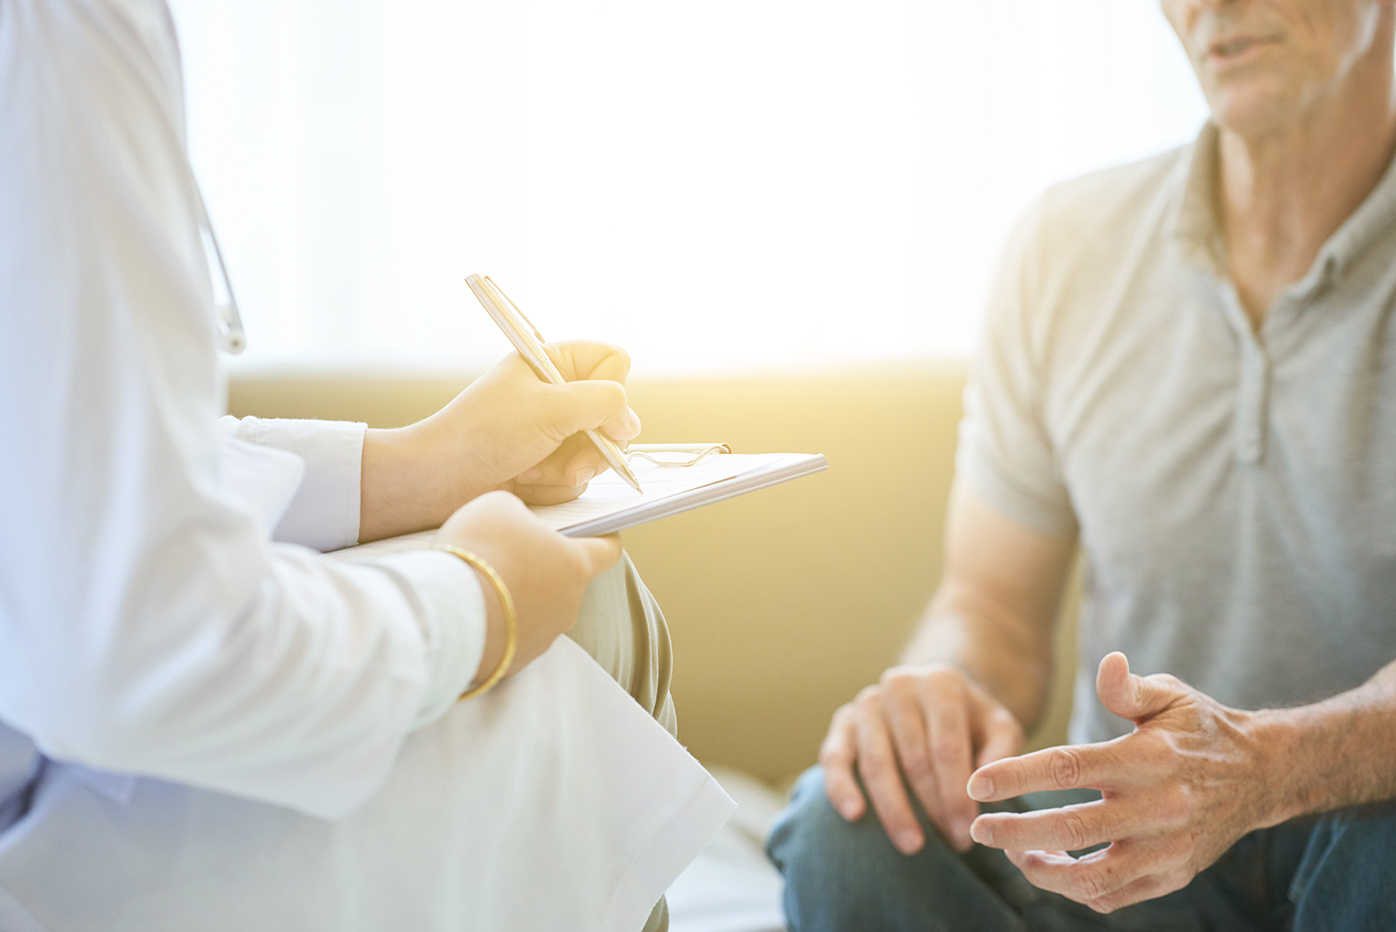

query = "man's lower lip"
[1206,38,1277,66]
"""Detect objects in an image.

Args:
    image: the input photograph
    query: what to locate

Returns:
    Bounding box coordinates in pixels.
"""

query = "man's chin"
[1203,79,1304,141]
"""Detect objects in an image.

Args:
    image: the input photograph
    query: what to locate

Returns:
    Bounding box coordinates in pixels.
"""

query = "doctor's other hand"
[820,664,1025,855]
[360,340,642,542]
[436,491,622,686]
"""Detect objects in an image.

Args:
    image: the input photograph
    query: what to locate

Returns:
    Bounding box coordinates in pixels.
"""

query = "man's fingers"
[970,799,1126,852]
[974,703,1025,770]
[968,743,1119,802]
[1095,652,1182,724]
[1005,842,1144,906]
[818,708,866,822]
[853,689,926,855]
[877,676,945,838]
[1082,869,1188,914]
[917,675,976,850]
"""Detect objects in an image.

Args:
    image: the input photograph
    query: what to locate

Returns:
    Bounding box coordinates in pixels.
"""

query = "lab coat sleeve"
[218,415,368,552]
[0,0,485,818]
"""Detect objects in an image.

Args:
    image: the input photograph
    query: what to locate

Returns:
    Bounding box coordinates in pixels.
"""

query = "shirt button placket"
[1219,282,1271,466]
[1236,340,1269,466]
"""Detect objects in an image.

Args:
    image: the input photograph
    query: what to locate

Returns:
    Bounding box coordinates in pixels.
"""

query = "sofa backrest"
[230,363,1076,783]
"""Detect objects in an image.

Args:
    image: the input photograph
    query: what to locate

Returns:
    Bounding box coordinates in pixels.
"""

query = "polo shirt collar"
[1322,138,1396,280]
[1168,120,1396,286]
[1167,122,1225,278]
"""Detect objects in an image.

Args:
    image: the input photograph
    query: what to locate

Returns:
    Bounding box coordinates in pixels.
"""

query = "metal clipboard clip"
[625,443,733,468]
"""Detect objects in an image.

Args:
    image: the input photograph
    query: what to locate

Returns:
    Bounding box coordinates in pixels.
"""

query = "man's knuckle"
[1049,747,1085,789]
[1076,869,1109,902]
[989,707,1025,740]
[898,743,931,772]
[928,735,962,764]
[1060,810,1090,850]
[923,666,964,693]
[858,754,892,782]
[1163,868,1194,895]
[854,685,881,709]
[879,668,916,696]
[818,733,852,761]
[818,748,849,772]
[989,705,1018,727]
[1091,898,1119,915]
[1157,833,1195,867]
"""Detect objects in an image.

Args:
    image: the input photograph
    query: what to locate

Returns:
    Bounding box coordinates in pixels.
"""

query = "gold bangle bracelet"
[440,546,518,701]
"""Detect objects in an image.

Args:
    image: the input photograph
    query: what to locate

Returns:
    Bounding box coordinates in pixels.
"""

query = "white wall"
[172,0,1208,376]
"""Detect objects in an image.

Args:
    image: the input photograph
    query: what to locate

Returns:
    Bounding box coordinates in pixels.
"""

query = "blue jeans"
[766,767,1396,931]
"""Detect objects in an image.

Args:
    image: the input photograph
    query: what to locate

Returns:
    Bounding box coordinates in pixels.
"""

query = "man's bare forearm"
[1258,658,1396,825]
[900,581,1057,736]
[909,483,1077,735]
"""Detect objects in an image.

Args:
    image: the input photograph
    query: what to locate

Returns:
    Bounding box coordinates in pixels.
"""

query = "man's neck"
[1219,55,1396,328]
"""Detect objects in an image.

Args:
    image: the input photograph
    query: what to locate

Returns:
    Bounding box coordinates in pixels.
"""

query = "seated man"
[0,1,676,930]
[768,0,1396,928]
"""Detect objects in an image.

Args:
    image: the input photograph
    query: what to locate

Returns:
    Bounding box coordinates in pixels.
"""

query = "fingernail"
[573,468,595,486]
[970,819,990,846]
[896,830,923,855]
[967,774,993,800]
[839,801,861,821]
[518,467,542,483]
[624,410,642,437]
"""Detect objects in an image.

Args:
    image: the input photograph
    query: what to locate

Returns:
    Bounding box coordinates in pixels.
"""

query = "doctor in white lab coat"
[0,1,727,929]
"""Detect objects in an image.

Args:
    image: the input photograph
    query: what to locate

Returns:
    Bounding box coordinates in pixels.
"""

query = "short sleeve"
[955,202,1079,538]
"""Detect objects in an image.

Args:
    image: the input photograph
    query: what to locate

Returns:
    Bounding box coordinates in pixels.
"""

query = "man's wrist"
[1243,708,1304,828]
[1246,704,1352,828]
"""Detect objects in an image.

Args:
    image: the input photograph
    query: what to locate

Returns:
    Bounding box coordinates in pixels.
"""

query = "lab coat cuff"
[229,416,367,551]
[372,550,488,729]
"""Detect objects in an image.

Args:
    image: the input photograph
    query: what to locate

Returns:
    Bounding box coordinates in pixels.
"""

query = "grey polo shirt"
[957,123,1396,745]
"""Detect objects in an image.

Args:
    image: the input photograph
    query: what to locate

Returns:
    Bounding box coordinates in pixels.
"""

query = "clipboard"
[545,444,828,537]
[339,445,828,558]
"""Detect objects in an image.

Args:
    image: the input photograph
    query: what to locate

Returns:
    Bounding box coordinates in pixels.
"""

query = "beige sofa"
[230,363,1076,786]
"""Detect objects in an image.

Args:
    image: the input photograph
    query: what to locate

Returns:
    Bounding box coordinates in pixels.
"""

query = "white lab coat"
[0,1,732,928]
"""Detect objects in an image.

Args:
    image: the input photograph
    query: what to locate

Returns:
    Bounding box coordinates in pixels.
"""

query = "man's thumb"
[1096,652,1174,724]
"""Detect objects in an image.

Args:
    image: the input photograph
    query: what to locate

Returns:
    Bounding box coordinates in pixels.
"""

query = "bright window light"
[170,0,1207,376]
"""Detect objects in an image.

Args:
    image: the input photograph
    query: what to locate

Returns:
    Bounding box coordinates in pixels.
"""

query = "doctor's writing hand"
[820,664,1024,855]
[360,341,641,542]
[436,492,622,685]
[967,653,1276,914]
